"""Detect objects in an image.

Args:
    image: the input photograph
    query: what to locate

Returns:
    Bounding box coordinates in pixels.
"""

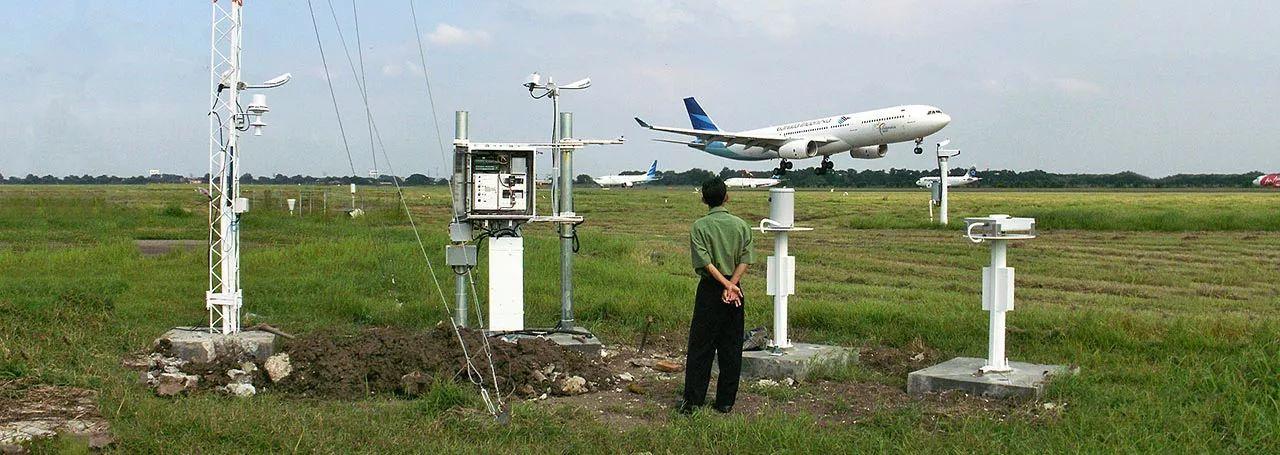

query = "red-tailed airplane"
[1254,173,1280,188]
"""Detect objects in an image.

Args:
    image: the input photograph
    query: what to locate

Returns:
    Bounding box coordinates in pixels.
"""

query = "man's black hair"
[701,177,727,208]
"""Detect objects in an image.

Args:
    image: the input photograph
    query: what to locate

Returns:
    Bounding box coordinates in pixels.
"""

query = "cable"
[351,0,378,176]
[305,0,358,176]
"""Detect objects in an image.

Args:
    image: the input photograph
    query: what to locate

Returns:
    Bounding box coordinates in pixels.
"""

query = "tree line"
[1,167,1267,188]
[582,166,1267,188]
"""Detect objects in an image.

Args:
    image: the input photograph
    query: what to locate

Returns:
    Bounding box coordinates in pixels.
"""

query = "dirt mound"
[278,326,612,399]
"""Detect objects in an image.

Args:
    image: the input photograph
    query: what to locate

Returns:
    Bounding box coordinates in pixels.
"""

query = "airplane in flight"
[635,97,950,176]
[916,167,981,189]
[590,160,660,188]
[724,170,782,189]
[1254,173,1280,188]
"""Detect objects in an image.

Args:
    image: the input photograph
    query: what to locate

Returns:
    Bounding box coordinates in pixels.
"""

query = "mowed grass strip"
[0,185,1277,452]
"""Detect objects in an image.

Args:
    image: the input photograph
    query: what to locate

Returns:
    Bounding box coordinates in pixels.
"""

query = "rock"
[653,360,683,373]
[120,355,151,371]
[226,369,251,384]
[530,370,547,382]
[240,361,259,375]
[517,384,536,397]
[264,353,292,383]
[617,372,635,382]
[782,378,795,387]
[155,373,199,396]
[626,383,647,395]
[542,364,556,375]
[223,383,256,397]
[756,379,779,387]
[558,376,588,395]
[629,358,658,368]
[400,371,428,397]
[1,443,25,454]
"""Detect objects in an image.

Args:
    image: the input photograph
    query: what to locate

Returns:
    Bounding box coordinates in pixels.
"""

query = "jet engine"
[850,144,888,159]
[777,140,817,159]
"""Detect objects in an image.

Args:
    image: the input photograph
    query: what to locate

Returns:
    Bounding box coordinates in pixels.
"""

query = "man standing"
[681,177,754,414]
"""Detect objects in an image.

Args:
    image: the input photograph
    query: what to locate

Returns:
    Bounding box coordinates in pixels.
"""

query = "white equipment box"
[488,236,524,331]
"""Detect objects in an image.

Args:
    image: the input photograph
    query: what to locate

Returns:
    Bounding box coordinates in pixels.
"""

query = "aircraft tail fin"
[683,97,720,131]
[967,167,978,178]
[646,160,658,178]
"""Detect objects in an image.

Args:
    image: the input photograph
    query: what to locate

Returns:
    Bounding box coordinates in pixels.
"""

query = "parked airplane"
[591,160,659,187]
[1254,173,1280,188]
[916,167,980,189]
[724,170,782,188]
[636,97,950,176]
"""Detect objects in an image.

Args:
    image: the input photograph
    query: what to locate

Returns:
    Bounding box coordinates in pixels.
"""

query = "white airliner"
[916,167,980,188]
[591,160,659,187]
[724,170,782,188]
[636,97,950,176]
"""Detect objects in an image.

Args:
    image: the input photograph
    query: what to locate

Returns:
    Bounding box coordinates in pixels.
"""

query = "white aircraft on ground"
[1254,173,1280,188]
[635,97,950,176]
[591,160,659,187]
[916,167,981,189]
[724,170,782,188]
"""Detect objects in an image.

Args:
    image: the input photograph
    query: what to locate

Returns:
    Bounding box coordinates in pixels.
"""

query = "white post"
[772,230,791,349]
[938,155,950,225]
[763,188,803,352]
[984,239,1010,372]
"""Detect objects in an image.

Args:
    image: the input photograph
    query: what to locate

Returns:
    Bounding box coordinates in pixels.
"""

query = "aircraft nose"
[937,113,952,127]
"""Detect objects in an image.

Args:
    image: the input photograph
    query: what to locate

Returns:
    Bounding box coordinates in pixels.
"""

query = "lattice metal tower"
[205,0,289,334]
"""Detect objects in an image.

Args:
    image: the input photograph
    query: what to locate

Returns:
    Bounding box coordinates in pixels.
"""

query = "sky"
[1,0,1277,178]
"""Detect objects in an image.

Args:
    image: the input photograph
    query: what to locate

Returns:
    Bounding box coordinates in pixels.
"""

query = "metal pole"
[773,231,791,349]
[550,95,561,215]
[557,112,575,330]
[453,111,469,327]
[938,155,950,225]
[986,239,1009,372]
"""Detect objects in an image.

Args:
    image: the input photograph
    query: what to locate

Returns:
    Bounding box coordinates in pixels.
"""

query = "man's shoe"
[713,405,732,414]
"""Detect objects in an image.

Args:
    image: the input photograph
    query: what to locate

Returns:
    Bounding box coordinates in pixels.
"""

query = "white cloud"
[426,24,491,47]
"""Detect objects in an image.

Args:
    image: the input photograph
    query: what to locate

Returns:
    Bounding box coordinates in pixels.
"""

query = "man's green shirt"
[690,206,755,279]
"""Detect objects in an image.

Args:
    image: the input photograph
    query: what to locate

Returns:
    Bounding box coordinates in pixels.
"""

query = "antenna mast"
[206,0,289,334]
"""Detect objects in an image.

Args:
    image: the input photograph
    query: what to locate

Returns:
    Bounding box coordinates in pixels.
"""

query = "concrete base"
[493,327,603,358]
[737,343,857,381]
[907,357,1075,400]
[154,328,278,364]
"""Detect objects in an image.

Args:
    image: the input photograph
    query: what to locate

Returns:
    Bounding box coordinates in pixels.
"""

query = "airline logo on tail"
[684,97,719,131]
[646,160,658,178]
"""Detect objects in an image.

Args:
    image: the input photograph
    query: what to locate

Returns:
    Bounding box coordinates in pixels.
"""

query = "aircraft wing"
[636,117,836,149]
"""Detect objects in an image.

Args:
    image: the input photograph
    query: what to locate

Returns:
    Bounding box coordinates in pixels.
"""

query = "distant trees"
[0,168,1263,188]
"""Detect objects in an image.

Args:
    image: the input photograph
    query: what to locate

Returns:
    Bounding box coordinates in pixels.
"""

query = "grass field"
[1,184,1278,452]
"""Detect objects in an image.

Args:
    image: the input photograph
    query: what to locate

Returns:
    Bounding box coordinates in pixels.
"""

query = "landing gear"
[816,157,834,175]
[774,159,794,176]
[913,138,925,155]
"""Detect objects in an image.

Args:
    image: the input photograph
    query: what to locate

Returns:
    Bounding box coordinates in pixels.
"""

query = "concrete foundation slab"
[737,343,857,381]
[493,327,603,358]
[907,357,1075,400]
[154,328,278,363]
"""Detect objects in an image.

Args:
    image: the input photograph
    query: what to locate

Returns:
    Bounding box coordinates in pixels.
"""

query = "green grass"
[1,184,1278,452]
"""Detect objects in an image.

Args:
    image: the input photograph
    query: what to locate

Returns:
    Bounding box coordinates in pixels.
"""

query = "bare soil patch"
[0,380,112,451]
[134,239,203,257]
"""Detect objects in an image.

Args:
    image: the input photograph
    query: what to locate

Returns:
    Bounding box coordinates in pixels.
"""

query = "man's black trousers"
[683,276,745,409]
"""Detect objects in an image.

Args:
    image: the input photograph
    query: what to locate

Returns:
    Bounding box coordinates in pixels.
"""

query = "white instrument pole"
[758,188,812,352]
[206,0,246,335]
[205,0,289,334]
